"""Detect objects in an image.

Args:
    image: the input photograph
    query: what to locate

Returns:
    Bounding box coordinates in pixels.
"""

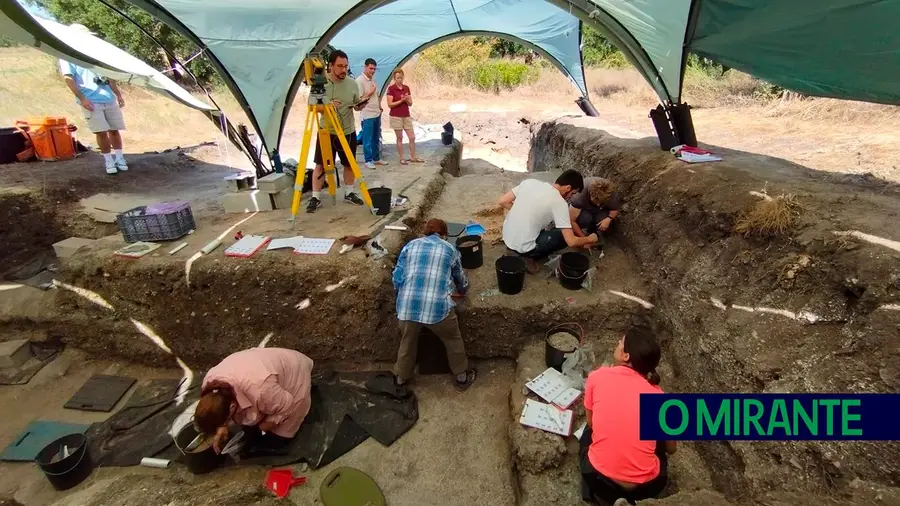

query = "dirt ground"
[0,350,517,506]
[531,118,900,502]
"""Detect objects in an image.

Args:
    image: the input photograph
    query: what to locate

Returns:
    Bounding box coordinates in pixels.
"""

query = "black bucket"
[558,252,590,290]
[368,187,392,215]
[441,131,453,146]
[456,235,483,269]
[175,424,225,475]
[0,127,27,164]
[35,433,93,491]
[545,323,584,371]
[496,256,527,295]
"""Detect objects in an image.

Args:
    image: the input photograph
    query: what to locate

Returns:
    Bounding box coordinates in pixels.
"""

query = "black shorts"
[578,426,668,504]
[313,131,357,167]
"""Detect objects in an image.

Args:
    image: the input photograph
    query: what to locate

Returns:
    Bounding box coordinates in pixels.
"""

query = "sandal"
[399,159,410,165]
[410,158,424,163]
[454,367,477,392]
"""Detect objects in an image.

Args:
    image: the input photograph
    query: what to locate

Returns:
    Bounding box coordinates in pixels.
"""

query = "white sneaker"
[365,161,375,169]
[613,499,630,506]
[115,158,128,171]
[105,163,118,175]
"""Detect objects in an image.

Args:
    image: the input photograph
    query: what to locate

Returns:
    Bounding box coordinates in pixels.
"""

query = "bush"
[473,60,539,93]
[420,38,492,84]
[599,51,629,69]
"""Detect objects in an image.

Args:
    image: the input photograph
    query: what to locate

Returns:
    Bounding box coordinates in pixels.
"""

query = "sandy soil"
[0,349,517,506]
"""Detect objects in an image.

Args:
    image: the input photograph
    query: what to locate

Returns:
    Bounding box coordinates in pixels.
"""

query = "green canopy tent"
[9,0,900,168]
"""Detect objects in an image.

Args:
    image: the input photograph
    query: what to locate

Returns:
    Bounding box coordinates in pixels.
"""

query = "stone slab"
[222,173,256,193]
[53,237,96,258]
[0,339,32,368]
[221,190,274,213]
[257,172,291,193]
[271,187,295,209]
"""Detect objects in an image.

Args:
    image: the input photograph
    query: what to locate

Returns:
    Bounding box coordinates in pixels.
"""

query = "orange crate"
[28,118,75,161]
[27,116,67,127]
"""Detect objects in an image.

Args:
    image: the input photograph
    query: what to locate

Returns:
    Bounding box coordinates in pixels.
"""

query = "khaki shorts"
[83,101,126,133]
[389,116,413,130]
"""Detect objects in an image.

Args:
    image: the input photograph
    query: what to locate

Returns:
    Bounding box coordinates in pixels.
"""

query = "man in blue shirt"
[58,24,128,175]
[392,218,477,391]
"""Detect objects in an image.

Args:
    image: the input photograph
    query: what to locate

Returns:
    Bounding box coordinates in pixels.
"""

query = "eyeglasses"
[333,63,348,70]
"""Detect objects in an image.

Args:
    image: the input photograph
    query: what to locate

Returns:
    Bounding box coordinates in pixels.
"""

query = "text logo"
[639,394,900,441]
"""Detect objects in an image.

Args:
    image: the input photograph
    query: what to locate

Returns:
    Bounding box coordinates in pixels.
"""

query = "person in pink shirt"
[580,325,677,505]
[194,347,314,454]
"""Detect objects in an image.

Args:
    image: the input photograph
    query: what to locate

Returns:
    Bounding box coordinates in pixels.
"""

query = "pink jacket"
[202,348,314,439]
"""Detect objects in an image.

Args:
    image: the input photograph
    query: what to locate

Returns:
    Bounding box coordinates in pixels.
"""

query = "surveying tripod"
[289,53,376,224]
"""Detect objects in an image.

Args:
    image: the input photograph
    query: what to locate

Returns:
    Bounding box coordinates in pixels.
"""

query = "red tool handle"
[290,476,307,486]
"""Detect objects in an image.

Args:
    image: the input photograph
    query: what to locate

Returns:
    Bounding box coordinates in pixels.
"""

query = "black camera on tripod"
[309,66,327,96]
[303,44,336,96]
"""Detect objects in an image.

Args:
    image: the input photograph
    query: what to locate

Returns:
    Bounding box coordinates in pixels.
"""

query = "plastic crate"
[117,201,195,243]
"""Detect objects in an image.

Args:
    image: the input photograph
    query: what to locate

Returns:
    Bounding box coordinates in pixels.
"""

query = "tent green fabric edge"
[9,0,900,164]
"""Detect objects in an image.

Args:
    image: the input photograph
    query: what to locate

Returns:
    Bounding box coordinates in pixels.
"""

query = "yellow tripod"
[289,56,375,224]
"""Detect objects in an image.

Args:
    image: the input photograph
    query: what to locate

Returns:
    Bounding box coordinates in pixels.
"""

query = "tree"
[37,0,219,86]
[581,25,624,67]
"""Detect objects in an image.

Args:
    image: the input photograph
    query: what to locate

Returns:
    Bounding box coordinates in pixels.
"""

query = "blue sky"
[17,0,55,20]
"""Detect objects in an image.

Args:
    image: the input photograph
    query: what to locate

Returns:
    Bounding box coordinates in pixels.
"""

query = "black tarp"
[85,371,418,469]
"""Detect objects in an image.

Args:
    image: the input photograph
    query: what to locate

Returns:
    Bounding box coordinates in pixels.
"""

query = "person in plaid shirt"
[391,218,477,391]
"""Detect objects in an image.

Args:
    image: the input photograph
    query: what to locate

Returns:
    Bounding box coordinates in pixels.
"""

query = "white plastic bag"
[561,341,594,390]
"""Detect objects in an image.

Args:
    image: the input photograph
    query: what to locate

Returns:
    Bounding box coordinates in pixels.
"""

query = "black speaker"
[576,97,599,117]
[670,103,697,147]
[649,105,678,151]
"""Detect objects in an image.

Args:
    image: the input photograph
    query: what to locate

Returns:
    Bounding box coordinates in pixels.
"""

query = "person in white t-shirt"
[356,58,388,169]
[497,170,599,274]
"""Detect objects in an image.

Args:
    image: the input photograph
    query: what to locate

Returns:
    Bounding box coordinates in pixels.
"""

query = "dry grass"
[0,47,249,152]
[6,44,900,183]
[734,194,799,238]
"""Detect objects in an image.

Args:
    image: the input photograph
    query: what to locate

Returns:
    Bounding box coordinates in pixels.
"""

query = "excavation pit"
[0,117,899,505]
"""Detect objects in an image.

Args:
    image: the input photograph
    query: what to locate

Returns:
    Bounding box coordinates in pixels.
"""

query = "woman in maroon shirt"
[386,68,423,165]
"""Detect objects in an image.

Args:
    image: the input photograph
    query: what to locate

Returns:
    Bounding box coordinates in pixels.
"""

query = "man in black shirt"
[569,177,621,248]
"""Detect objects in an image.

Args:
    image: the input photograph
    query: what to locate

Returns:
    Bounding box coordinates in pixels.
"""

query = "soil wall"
[530,119,900,499]
[17,138,642,371]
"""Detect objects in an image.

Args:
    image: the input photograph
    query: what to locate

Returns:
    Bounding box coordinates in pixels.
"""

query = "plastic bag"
[561,341,595,390]
[366,233,388,259]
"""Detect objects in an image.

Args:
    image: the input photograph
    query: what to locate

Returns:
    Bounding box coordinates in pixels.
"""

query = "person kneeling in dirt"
[497,170,599,273]
[569,177,621,250]
[194,347,314,454]
[579,326,676,505]
[391,218,477,391]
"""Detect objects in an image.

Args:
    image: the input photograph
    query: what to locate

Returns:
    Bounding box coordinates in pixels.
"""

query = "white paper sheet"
[267,236,305,251]
[526,367,583,409]
[225,235,270,257]
[519,399,574,436]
